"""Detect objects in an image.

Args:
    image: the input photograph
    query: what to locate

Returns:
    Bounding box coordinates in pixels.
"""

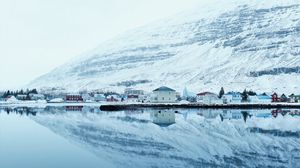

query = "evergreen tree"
[31,89,38,94]
[242,89,248,102]
[248,90,256,96]
[26,94,31,100]
[218,87,225,98]
[2,91,7,98]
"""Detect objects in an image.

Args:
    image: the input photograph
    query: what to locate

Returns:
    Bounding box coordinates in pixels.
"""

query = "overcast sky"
[0,0,203,90]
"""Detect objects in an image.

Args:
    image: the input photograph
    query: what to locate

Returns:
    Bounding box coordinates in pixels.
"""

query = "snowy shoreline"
[2,101,300,110]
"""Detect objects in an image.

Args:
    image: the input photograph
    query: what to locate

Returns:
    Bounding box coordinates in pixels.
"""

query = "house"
[196,92,222,104]
[138,94,149,103]
[127,94,139,102]
[124,88,144,96]
[248,95,259,103]
[257,94,272,103]
[29,93,45,100]
[222,92,242,104]
[280,94,289,102]
[16,94,28,100]
[289,94,300,103]
[271,93,280,102]
[82,93,94,102]
[124,88,147,102]
[65,94,83,102]
[106,94,120,102]
[151,86,177,103]
[93,94,106,102]
[151,111,175,126]
[5,95,18,103]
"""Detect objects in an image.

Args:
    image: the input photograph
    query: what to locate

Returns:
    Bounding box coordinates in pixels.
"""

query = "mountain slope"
[29,0,300,93]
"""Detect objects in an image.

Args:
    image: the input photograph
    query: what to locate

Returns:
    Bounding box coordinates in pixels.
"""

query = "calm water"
[0,106,300,168]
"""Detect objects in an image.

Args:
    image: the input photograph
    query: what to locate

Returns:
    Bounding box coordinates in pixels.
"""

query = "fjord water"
[0,106,299,168]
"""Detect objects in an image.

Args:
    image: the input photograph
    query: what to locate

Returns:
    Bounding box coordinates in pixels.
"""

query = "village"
[1,86,300,105]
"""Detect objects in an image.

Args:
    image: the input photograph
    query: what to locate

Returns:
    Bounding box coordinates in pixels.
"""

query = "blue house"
[222,92,242,104]
[257,94,272,103]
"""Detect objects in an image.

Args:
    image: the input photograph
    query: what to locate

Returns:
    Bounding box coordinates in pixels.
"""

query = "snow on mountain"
[30,108,300,168]
[29,0,300,93]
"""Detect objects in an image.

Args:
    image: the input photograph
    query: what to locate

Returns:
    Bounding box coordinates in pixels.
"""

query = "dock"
[100,103,300,111]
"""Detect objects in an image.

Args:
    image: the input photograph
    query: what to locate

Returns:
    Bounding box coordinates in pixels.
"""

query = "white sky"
[0,0,203,90]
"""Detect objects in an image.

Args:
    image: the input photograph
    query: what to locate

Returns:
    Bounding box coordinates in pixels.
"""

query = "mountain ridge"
[29,0,300,94]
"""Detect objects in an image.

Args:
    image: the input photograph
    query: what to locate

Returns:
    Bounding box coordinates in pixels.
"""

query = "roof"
[224,92,241,96]
[153,86,175,92]
[257,94,271,99]
[197,92,216,96]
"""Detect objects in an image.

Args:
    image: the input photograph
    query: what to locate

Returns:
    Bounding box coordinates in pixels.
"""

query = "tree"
[6,90,11,97]
[2,91,7,98]
[26,94,31,100]
[242,89,248,102]
[31,89,38,94]
[218,87,225,98]
[248,90,256,96]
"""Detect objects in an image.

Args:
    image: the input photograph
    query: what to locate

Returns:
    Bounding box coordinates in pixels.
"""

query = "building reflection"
[151,110,175,126]
[219,110,250,122]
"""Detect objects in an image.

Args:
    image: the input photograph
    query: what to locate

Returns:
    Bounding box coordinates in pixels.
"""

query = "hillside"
[29,0,300,93]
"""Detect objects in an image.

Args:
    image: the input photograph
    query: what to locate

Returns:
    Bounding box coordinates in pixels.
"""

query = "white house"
[222,92,242,104]
[151,86,177,103]
[248,95,259,103]
[151,111,175,126]
[29,93,45,100]
[6,96,18,103]
[16,94,27,100]
[196,92,222,104]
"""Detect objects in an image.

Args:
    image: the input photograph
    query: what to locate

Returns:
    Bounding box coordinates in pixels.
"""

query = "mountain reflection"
[1,106,300,168]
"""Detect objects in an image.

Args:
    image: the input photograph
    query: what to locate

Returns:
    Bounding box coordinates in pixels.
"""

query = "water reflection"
[151,110,175,126]
[0,106,300,168]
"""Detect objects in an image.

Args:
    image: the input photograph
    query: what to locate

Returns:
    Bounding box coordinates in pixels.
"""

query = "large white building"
[151,86,177,103]
[196,92,222,104]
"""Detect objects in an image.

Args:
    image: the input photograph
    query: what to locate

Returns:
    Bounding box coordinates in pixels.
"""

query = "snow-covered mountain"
[29,0,300,93]
[30,108,300,168]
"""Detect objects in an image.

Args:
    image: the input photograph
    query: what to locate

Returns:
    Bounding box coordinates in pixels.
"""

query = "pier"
[100,103,300,111]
